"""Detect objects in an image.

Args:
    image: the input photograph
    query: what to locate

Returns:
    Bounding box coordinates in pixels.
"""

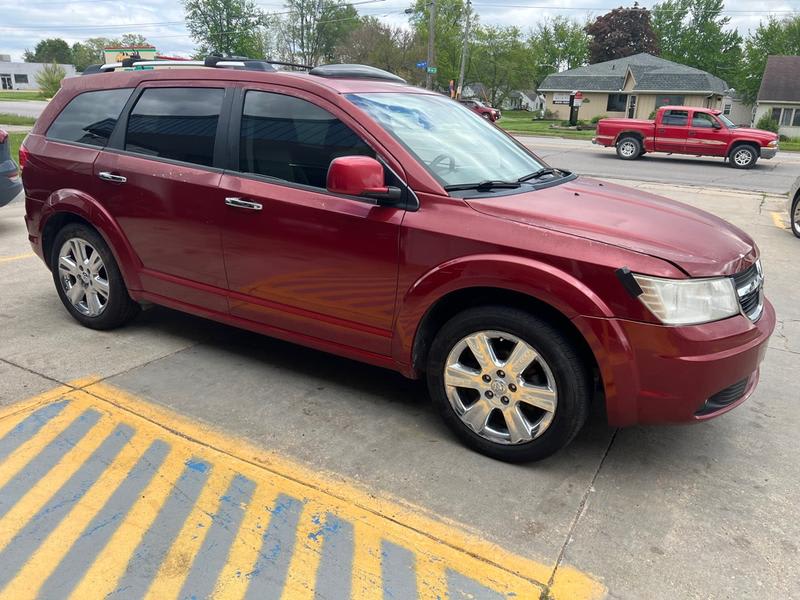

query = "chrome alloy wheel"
[57,238,110,317]
[443,330,557,445]
[618,140,637,158]
[733,148,753,167]
[793,198,800,236]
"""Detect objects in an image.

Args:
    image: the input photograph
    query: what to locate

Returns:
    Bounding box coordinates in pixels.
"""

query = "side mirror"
[712,121,722,129]
[327,156,402,205]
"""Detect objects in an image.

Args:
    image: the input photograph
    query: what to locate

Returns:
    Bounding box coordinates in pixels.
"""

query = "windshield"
[348,92,546,188]
[718,113,736,128]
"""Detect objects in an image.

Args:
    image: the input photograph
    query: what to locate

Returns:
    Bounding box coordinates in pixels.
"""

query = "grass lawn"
[781,139,800,152]
[0,113,36,126]
[8,133,26,163]
[500,112,595,140]
[0,91,45,101]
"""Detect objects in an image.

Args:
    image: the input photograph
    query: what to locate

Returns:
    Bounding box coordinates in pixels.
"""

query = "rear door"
[687,111,727,156]
[654,109,689,153]
[218,86,405,355]
[95,82,232,312]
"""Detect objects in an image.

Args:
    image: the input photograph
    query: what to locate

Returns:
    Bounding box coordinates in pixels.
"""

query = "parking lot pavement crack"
[545,428,619,597]
[0,357,72,389]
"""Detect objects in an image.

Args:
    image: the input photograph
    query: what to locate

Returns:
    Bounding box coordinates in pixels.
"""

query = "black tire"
[616,136,642,160]
[792,193,800,239]
[51,223,140,330]
[729,144,758,169]
[426,306,592,462]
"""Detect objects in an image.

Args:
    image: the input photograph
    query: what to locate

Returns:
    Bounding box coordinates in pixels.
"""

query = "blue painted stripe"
[381,540,418,600]
[107,457,211,599]
[313,513,354,600]
[243,494,303,600]
[447,569,505,600]
[178,474,256,600]
[0,400,70,462]
[36,439,171,600]
[0,408,101,520]
[0,423,134,590]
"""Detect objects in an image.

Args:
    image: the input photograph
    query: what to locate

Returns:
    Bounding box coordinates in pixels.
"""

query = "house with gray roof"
[538,53,729,121]
[754,55,800,137]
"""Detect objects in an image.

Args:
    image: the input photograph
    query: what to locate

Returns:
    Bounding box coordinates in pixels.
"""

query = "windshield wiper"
[444,179,521,192]
[517,168,557,182]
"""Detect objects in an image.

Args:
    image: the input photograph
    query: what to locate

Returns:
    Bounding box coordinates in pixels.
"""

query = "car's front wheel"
[729,145,758,169]
[616,136,642,160]
[51,223,140,330]
[792,192,800,239]
[426,306,592,462]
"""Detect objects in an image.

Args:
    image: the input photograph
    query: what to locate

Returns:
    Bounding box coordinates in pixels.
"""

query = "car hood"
[732,127,777,142]
[465,177,757,277]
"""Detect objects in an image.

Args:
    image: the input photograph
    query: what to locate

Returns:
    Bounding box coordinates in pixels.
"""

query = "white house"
[0,59,78,91]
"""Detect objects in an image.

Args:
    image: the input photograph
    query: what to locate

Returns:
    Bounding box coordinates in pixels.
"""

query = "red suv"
[22,59,774,462]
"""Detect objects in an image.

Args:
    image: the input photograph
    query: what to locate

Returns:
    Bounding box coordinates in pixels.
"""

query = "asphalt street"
[1,176,798,599]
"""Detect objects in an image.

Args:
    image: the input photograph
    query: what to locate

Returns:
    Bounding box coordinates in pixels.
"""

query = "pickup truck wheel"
[426,306,591,462]
[51,224,140,330]
[791,193,800,239]
[729,145,758,169]
[616,136,641,160]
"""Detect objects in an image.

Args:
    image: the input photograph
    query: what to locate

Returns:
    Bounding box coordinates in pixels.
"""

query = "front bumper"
[761,147,778,159]
[574,298,776,426]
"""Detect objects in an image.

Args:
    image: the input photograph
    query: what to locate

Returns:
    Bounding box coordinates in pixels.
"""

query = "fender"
[40,188,143,292]
[726,137,763,155]
[391,253,615,372]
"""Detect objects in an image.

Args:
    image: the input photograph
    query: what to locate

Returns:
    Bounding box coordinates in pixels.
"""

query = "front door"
[627,95,637,118]
[219,88,404,355]
[687,111,727,156]
[0,75,12,90]
[95,84,230,312]
[655,108,689,153]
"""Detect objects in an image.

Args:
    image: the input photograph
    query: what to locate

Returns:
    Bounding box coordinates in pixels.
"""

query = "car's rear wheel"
[729,145,758,169]
[426,306,591,462]
[51,224,140,329]
[616,136,642,160]
[792,193,800,239]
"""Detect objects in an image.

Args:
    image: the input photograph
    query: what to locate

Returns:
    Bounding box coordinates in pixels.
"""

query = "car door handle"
[688,131,697,136]
[98,171,127,184]
[225,197,263,211]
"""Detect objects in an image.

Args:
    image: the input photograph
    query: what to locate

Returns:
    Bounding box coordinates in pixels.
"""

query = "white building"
[0,60,78,91]
[754,55,800,138]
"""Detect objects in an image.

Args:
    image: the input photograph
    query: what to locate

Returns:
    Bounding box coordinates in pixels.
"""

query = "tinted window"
[606,93,627,112]
[655,95,685,109]
[662,110,688,126]
[239,91,372,188]
[47,88,133,147]
[691,113,716,128]
[125,87,224,167]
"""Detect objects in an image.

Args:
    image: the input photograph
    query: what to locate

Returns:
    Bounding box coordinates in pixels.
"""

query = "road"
[0,100,49,119]
[518,135,800,196]
[1,178,798,599]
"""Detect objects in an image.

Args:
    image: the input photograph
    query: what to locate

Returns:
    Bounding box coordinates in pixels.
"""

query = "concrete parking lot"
[0,171,798,599]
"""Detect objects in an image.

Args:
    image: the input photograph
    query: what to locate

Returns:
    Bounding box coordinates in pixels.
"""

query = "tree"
[468,25,532,107]
[527,16,588,86]
[275,0,362,66]
[35,63,66,97]
[183,0,264,57]
[70,35,154,72]
[23,38,72,64]
[652,0,742,86]
[739,16,800,104]
[408,0,474,89]
[333,17,422,82]
[585,3,659,64]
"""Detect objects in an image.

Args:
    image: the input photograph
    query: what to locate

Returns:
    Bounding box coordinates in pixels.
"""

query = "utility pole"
[426,0,436,90]
[456,0,471,98]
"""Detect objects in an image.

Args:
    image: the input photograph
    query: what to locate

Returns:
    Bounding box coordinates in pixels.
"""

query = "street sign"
[573,90,584,107]
[416,61,427,69]
[552,93,570,105]
[427,66,437,74]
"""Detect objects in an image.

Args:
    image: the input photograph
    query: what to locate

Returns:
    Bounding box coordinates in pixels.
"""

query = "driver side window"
[239,91,374,189]
[691,113,716,128]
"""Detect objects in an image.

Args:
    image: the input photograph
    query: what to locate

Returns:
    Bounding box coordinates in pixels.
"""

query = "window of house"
[691,113,717,128]
[772,108,782,122]
[656,95,685,109]
[13,74,28,84]
[661,109,689,126]
[793,109,800,127]
[239,90,373,189]
[47,88,133,147]
[780,108,793,127]
[606,94,628,112]
[723,103,731,115]
[125,87,224,167]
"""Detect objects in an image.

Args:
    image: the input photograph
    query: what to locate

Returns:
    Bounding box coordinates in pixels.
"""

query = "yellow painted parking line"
[0,252,35,264]
[0,381,606,600]
[770,211,787,229]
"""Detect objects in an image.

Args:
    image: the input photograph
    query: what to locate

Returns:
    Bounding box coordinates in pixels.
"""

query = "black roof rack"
[309,64,406,83]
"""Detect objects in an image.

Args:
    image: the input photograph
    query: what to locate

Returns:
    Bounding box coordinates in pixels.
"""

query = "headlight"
[768,139,778,147]
[632,274,739,325]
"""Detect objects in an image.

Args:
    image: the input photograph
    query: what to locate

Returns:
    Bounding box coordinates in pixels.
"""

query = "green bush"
[648,110,657,120]
[756,113,780,133]
[590,114,607,124]
[34,63,66,99]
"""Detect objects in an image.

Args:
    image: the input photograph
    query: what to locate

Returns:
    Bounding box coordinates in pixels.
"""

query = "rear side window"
[125,87,224,167]
[662,110,688,126]
[47,88,133,147]
[239,91,372,188]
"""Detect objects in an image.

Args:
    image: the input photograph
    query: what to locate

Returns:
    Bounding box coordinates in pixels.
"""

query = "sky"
[0,0,797,62]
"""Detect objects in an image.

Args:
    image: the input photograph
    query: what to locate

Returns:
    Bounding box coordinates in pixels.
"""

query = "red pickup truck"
[594,106,779,169]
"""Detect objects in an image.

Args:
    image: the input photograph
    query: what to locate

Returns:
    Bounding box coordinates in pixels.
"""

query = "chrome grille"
[732,260,764,321]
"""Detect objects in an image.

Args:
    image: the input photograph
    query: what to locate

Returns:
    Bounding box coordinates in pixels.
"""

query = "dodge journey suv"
[22,58,775,462]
